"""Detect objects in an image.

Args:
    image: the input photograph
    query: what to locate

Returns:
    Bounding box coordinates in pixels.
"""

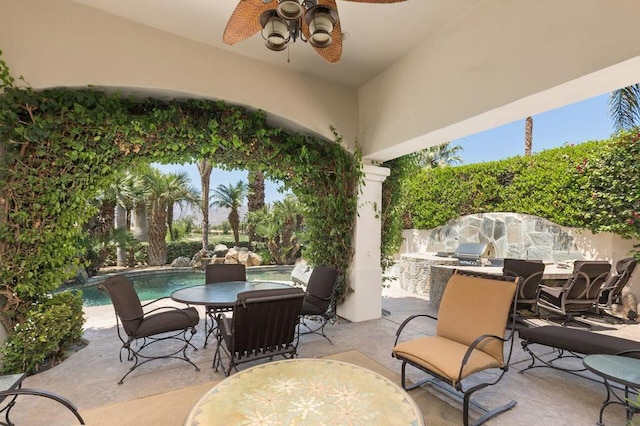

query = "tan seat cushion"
[393,335,504,386]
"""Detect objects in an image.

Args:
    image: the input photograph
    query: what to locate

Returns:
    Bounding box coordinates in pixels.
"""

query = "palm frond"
[609,84,640,131]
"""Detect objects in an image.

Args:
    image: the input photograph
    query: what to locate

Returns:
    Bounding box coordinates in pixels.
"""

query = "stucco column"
[337,164,390,322]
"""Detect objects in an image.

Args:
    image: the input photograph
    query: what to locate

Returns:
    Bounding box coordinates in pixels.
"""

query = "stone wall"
[398,213,640,300]
[403,213,590,262]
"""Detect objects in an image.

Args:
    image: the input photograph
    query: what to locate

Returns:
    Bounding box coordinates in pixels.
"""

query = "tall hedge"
[584,129,640,242]
[404,141,604,230]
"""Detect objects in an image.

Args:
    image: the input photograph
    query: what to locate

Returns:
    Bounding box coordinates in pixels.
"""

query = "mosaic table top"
[185,358,424,425]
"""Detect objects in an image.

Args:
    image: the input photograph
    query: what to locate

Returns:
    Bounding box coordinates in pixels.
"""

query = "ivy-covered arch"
[0,84,361,323]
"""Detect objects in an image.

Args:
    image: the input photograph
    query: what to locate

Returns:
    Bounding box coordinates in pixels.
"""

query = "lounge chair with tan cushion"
[393,270,520,426]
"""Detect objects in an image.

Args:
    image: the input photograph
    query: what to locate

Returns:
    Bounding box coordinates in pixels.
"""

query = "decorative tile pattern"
[186,359,423,425]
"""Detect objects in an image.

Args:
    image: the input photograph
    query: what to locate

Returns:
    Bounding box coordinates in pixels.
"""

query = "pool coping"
[79,265,296,288]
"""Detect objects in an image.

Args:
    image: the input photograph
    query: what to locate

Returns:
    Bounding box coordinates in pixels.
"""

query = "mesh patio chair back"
[598,258,638,310]
[299,266,339,343]
[205,263,247,284]
[503,258,545,308]
[202,263,247,347]
[213,287,305,376]
[564,261,612,304]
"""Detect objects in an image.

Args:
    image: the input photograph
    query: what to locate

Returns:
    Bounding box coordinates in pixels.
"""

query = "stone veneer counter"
[399,252,458,297]
[429,264,574,309]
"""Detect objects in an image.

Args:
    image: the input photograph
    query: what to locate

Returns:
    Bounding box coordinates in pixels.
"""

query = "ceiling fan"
[223,0,406,64]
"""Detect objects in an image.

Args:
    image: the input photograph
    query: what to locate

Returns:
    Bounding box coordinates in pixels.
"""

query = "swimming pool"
[71,267,294,307]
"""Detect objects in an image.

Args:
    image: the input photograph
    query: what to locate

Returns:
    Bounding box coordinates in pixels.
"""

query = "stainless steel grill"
[453,242,496,266]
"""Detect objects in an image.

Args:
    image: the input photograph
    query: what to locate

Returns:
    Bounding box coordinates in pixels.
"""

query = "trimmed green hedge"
[404,141,603,229]
[584,129,640,240]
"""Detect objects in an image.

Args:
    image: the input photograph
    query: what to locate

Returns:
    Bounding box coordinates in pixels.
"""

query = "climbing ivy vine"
[0,61,362,327]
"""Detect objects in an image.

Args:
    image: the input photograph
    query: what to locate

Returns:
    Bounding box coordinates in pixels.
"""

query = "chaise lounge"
[519,325,640,377]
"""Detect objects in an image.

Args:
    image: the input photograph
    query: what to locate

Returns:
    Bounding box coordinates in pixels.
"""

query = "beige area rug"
[80,381,219,426]
[80,350,462,425]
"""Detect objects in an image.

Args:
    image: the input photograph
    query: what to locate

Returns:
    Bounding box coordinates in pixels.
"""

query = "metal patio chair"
[298,266,339,343]
[503,258,545,318]
[536,260,611,329]
[99,275,200,384]
[213,287,305,376]
[203,263,247,347]
[393,270,521,426]
[597,257,638,316]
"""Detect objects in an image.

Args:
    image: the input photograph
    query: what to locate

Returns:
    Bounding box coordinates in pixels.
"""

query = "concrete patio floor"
[10,282,640,425]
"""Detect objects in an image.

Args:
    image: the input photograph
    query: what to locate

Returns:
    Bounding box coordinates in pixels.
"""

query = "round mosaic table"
[185,359,424,425]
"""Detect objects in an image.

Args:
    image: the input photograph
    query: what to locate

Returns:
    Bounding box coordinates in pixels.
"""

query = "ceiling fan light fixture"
[260,10,290,51]
[276,0,304,21]
[304,6,338,48]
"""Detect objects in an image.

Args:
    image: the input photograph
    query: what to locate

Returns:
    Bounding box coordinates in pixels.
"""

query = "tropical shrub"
[0,291,85,374]
[166,241,204,262]
[583,129,640,257]
[171,217,197,240]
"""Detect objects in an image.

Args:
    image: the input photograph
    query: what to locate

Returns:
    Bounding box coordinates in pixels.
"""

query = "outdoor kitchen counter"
[398,252,459,296]
[398,251,575,306]
[429,264,574,309]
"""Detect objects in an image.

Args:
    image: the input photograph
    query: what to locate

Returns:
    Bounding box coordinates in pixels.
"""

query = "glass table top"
[583,355,640,388]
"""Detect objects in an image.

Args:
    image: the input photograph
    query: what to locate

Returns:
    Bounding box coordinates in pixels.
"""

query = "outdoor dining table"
[184,358,424,425]
[170,280,293,308]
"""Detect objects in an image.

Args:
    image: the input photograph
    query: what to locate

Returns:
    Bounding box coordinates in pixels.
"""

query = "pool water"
[72,267,294,307]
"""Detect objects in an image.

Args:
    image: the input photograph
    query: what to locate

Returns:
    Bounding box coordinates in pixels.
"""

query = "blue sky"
[158,93,616,203]
[154,165,288,205]
[454,93,614,164]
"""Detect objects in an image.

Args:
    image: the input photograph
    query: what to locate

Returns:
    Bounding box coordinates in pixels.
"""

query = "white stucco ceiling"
[70,0,478,88]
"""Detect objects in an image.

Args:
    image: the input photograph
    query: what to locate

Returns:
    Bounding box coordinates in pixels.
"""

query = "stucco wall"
[360,0,640,161]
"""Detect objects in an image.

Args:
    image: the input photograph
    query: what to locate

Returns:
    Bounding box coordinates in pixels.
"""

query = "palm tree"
[411,142,463,169]
[609,84,640,131]
[165,173,199,241]
[210,180,247,245]
[197,159,213,252]
[141,168,199,265]
[524,116,533,156]
[247,170,265,247]
[247,195,303,265]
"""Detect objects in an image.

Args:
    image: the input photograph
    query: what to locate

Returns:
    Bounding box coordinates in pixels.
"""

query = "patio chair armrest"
[141,296,172,308]
[458,333,506,382]
[144,305,194,319]
[0,388,85,424]
[394,314,438,346]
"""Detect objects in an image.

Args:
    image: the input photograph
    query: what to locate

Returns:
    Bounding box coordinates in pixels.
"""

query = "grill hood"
[453,243,496,263]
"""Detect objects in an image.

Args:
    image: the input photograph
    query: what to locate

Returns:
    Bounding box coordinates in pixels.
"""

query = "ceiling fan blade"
[223,0,275,45]
[342,0,407,3]
[302,0,342,63]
